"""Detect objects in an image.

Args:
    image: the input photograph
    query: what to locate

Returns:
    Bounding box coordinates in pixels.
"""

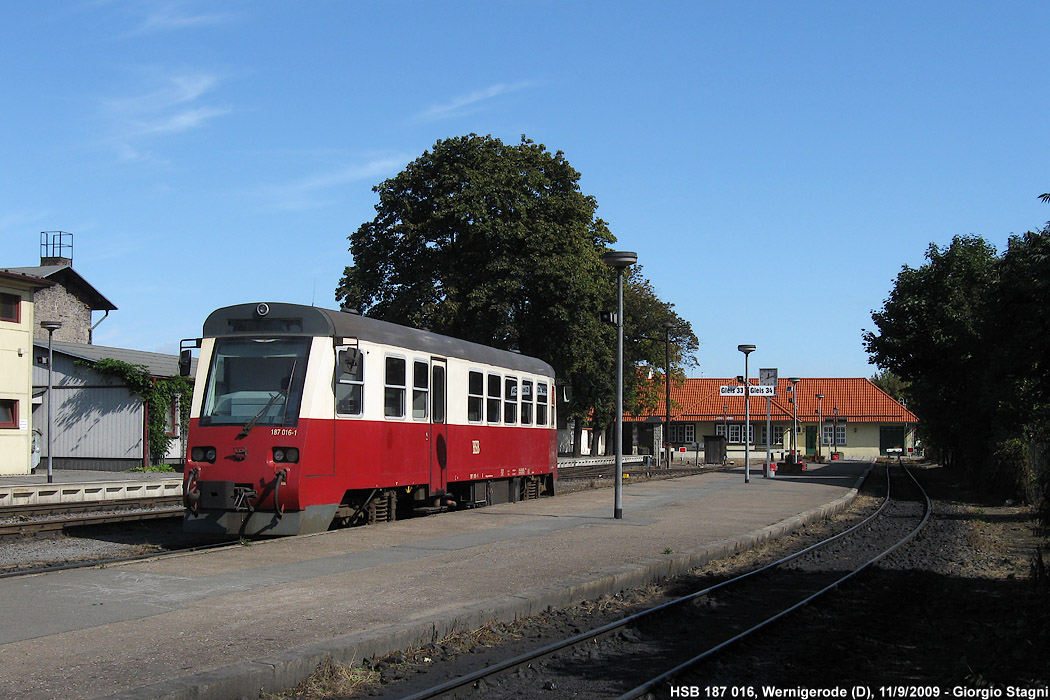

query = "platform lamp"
[40,320,62,484]
[602,250,637,520]
[788,377,801,463]
[815,394,825,461]
[833,406,839,459]
[662,320,674,469]
[737,344,756,483]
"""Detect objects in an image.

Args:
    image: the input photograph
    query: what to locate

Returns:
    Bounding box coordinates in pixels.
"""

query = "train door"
[430,358,448,496]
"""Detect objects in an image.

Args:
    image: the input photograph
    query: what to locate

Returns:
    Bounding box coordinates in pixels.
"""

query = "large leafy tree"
[863,235,999,473]
[622,265,699,415]
[336,134,615,428]
[869,369,910,404]
[336,134,698,456]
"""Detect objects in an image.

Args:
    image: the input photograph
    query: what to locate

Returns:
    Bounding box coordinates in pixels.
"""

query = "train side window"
[467,371,484,422]
[536,382,549,426]
[504,376,518,424]
[336,349,364,416]
[487,373,501,423]
[412,360,428,419]
[521,379,533,425]
[385,356,406,418]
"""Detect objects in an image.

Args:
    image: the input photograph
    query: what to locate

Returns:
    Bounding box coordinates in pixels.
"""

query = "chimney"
[40,231,74,267]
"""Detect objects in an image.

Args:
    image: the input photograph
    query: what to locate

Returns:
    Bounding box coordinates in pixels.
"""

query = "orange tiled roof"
[627,377,918,424]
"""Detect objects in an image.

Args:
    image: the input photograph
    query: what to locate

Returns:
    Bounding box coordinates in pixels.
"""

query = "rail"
[393,463,930,700]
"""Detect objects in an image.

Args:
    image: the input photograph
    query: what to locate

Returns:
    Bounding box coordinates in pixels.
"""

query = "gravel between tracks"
[0,519,202,573]
[268,463,1048,699]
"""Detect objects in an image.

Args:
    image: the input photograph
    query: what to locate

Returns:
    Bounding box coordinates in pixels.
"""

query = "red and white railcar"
[181,302,557,536]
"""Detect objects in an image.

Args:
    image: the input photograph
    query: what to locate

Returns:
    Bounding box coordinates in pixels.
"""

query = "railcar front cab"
[180,302,559,537]
[181,303,330,536]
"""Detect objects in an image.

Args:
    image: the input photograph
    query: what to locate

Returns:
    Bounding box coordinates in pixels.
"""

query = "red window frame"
[0,293,20,323]
[0,399,18,429]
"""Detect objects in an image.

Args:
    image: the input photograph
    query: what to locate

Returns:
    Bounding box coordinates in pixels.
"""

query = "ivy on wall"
[77,358,193,466]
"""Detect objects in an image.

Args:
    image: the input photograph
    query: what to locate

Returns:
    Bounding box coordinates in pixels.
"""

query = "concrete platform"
[0,469,182,508]
[0,461,869,700]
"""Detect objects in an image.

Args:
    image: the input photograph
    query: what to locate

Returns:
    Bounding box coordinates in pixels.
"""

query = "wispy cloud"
[123,1,236,36]
[101,70,229,160]
[254,155,410,211]
[416,81,536,121]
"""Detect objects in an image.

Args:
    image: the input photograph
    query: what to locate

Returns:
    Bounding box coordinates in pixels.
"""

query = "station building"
[0,270,54,475]
[622,377,919,463]
[2,232,188,474]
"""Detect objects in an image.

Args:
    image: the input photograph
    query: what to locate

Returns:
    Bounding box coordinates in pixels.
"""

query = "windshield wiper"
[237,359,297,440]
[237,391,285,439]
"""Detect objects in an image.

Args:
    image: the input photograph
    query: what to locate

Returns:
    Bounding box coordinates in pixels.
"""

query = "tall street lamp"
[737,344,756,483]
[833,406,839,459]
[662,320,674,468]
[788,377,801,464]
[603,250,637,519]
[815,393,824,462]
[40,320,62,484]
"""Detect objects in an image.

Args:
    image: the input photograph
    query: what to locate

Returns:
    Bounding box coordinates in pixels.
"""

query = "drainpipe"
[89,310,109,344]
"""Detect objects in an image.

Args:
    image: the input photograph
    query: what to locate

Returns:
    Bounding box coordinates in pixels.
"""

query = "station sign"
[720,385,776,396]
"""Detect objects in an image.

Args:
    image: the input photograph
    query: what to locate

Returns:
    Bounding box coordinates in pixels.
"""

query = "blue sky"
[3,1,1048,379]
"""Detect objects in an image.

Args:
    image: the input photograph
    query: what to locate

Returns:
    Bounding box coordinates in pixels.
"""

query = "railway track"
[388,463,930,700]
[0,496,184,537]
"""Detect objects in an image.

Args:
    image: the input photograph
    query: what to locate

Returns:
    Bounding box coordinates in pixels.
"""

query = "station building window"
[822,425,847,446]
[723,423,754,444]
[761,425,785,445]
[0,293,19,323]
[0,399,17,428]
[669,423,695,444]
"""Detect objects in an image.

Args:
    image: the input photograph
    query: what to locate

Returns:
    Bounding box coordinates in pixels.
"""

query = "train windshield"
[199,337,310,427]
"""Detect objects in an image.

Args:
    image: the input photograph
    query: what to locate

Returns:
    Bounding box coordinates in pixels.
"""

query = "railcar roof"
[203,302,554,377]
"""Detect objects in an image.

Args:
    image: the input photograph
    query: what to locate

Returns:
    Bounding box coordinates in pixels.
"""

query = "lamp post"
[40,320,62,484]
[833,406,839,459]
[603,250,637,519]
[737,344,756,483]
[662,320,673,468]
[788,377,801,464]
[815,394,824,462]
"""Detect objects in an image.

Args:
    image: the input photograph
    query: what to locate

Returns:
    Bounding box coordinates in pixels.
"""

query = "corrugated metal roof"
[629,377,917,424]
[34,340,192,378]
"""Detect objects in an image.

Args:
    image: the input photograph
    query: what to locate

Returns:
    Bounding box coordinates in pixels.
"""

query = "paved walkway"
[0,461,870,700]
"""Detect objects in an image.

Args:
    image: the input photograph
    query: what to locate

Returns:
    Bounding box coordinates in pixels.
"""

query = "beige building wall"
[0,284,37,475]
[657,419,914,462]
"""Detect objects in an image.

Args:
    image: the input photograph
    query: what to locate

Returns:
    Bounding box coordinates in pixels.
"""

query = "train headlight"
[191,447,217,463]
[272,447,300,463]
